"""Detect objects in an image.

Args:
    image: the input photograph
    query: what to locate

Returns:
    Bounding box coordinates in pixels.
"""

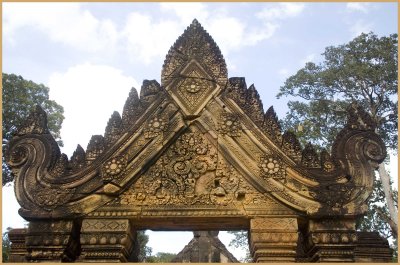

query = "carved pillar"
[8,228,27,262]
[78,218,135,262]
[25,220,80,262]
[305,218,357,262]
[249,217,299,262]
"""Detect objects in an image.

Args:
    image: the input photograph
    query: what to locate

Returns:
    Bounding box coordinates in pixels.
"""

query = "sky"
[2,2,398,260]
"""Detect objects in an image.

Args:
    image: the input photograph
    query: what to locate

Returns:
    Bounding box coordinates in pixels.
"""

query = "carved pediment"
[6,20,386,221]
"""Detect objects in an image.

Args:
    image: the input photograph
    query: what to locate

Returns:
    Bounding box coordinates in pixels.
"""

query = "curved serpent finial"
[308,103,386,215]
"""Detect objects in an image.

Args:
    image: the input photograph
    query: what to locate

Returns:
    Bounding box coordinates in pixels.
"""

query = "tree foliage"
[228,230,252,262]
[145,252,177,263]
[133,231,152,262]
[277,32,397,151]
[277,32,398,252]
[2,229,11,262]
[2,73,65,185]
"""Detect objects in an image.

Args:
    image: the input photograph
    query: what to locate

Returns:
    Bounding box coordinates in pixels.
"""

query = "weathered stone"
[5,19,391,263]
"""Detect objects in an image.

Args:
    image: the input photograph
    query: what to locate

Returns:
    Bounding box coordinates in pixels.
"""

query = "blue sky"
[2,2,398,259]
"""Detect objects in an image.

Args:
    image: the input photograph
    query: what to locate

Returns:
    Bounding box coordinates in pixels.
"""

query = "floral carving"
[218,112,241,137]
[177,69,212,107]
[259,155,286,180]
[102,156,126,182]
[144,116,167,139]
[33,186,75,210]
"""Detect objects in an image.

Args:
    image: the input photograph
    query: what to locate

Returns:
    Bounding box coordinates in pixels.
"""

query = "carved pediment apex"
[227,77,247,92]
[70,144,86,169]
[104,111,122,145]
[346,102,377,130]
[246,84,264,125]
[16,105,50,136]
[281,131,302,162]
[301,143,320,168]
[86,135,105,161]
[262,106,283,145]
[140,79,162,100]
[122,87,140,127]
[161,19,227,87]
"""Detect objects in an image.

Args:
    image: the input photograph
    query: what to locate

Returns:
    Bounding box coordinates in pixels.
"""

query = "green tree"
[2,228,11,262]
[277,32,398,244]
[135,231,152,262]
[228,230,252,262]
[146,252,177,263]
[2,73,65,185]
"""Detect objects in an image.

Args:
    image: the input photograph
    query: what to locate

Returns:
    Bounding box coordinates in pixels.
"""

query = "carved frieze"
[5,20,391,264]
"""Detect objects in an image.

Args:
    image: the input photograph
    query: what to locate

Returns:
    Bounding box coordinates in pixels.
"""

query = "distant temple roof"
[172,231,239,263]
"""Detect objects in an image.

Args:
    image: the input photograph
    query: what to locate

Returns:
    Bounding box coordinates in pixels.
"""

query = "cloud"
[256,3,305,21]
[349,20,373,36]
[122,13,182,65]
[48,63,139,157]
[4,2,305,66]
[4,3,118,51]
[346,3,370,13]
[160,3,209,24]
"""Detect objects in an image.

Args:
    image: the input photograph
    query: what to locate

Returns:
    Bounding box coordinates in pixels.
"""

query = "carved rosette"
[143,116,168,139]
[218,112,241,137]
[102,156,127,182]
[259,155,286,180]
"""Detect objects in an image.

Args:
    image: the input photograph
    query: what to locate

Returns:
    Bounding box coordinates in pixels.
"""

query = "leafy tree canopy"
[146,252,177,263]
[277,32,397,152]
[277,31,398,255]
[2,73,65,185]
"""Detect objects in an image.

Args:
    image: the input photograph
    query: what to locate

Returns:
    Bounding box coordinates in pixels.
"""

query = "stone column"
[249,217,299,262]
[25,220,80,262]
[78,218,135,262]
[8,228,27,262]
[305,218,357,262]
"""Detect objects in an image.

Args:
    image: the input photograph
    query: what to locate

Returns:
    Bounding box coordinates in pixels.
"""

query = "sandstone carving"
[5,19,391,262]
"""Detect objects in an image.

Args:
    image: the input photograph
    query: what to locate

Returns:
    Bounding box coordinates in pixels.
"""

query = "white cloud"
[48,63,139,157]
[4,3,119,51]
[122,13,182,65]
[4,2,304,66]
[346,3,370,13]
[256,3,305,21]
[349,20,373,36]
[160,3,209,25]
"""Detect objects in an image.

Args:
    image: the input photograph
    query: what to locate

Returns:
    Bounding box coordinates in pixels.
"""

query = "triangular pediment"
[7,20,386,223]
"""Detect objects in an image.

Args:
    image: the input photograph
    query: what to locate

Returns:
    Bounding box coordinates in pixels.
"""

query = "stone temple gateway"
[6,20,393,262]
